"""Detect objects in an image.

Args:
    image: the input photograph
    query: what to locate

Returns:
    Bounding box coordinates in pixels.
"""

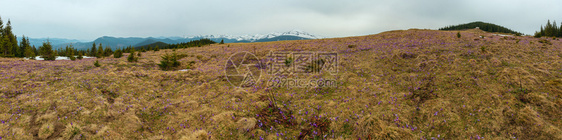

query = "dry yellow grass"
[0,29,561,139]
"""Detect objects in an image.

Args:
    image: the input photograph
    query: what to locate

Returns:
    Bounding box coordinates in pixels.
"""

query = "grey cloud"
[0,0,560,40]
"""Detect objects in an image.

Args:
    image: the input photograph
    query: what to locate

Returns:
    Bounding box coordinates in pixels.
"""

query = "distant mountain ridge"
[28,38,84,47]
[28,30,322,50]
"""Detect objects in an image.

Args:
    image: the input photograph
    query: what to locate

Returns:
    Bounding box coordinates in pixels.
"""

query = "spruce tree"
[127,51,137,62]
[158,53,181,71]
[11,40,19,57]
[553,21,558,36]
[62,46,68,57]
[39,41,55,61]
[91,42,96,57]
[24,46,35,59]
[0,16,3,56]
[22,36,34,59]
[104,46,112,57]
[24,41,35,59]
[219,39,224,44]
[4,20,18,57]
[536,20,562,37]
[2,20,13,56]
[53,48,58,56]
[539,26,545,37]
[558,22,562,37]
[0,37,3,57]
[94,60,100,67]
[97,43,103,58]
[32,45,38,56]
[0,16,3,31]
[546,20,553,37]
[26,37,31,56]
[18,35,27,57]
[77,51,83,60]
[2,35,12,56]
[128,46,135,53]
[68,49,76,61]
[113,48,123,58]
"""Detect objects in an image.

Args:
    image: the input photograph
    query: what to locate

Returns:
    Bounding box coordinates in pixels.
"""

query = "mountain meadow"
[0,27,561,139]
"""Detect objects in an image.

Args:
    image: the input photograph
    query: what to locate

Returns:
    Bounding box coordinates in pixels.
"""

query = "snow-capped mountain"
[187,30,322,42]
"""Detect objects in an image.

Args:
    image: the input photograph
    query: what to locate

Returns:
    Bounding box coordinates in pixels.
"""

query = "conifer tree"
[113,48,123,58]
[97,43,103,58]
[558,22,562,37]
[127,51,137,62]
[536,24,545,37]
[535,20,562,37]
[68,48,76,61]
[32,45,38,55]
[22,36,34,58]
[94,60,100,67]
[553,21,558,35]
[158,53,181,71]
[26,37,31,56]
[77,51,83,60]
[0,16,3,32]
[11,36,18,57]
[1,20,18,57]
[18,35,27,57]
[24,46,35,59]
[5,20,18,57]
[90,42,96,56]
[545,20,552,37]
[23,39,35,59]
[0,17,3,56]
[39,41,55,61]
[53,47,58,56]
[104,46,112,57]
[2,35,11,56]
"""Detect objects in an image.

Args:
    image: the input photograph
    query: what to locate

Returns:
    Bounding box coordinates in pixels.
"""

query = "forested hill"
[439,21,523,35]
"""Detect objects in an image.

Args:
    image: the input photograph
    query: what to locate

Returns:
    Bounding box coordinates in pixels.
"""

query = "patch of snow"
[25,56,95,61]
[493,34,513,37]
[281,29,322,39]
[185,30,322,42]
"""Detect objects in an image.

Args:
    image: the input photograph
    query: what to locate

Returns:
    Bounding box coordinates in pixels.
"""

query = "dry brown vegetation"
[0,29,561,139]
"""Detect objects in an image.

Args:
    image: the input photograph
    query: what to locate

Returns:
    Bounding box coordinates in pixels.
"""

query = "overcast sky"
[0,0,560,40]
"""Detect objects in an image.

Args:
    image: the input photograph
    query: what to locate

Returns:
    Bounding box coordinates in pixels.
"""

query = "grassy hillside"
[440,21,523,35]
[0,29,561,139]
